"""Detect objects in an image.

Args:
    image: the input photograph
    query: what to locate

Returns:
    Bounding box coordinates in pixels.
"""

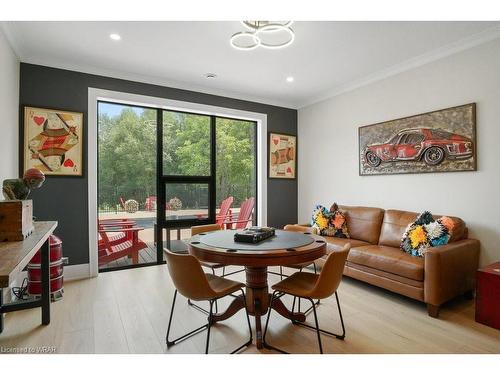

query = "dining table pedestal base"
[210,266,306,349]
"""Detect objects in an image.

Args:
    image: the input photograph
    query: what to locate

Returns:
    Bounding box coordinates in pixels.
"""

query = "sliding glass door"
[97,101,159,271]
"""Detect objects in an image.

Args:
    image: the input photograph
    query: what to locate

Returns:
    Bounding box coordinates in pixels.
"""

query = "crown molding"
[18,56,299,109]
[299,25,500,109]
[0,22,21,59]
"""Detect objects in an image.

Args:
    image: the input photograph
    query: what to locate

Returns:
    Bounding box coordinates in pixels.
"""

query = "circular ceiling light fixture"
[109,33,121,41]
[230,31,260,50]
[230,21,294,51]
[286,76,294,83]
[256,24,295,49]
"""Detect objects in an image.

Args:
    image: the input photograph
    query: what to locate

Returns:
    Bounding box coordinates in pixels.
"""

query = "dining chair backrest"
[309,244,350,300]
[165,250,216,301]
[235,197,255,229]
[191,224,221,236]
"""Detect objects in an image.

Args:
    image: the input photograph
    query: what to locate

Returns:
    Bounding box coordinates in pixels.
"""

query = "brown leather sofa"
[284,205,480,318]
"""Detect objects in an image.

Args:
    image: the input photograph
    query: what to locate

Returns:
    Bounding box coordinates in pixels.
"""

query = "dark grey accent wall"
[19,63,297,265]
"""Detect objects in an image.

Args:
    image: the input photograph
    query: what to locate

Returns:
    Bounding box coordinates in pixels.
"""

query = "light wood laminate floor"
[1,264,499,354]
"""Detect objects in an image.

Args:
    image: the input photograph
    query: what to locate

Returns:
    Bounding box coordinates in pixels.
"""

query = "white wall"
[0,28,19,182]
[298,38,500,266]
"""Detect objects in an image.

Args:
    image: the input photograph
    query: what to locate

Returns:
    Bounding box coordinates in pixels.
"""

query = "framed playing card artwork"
[23,106,84,176]
[268,132,296,179]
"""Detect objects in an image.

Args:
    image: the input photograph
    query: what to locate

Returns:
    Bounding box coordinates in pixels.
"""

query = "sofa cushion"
[347,245,424,281]
[338,205,385,244]
[379,209,467,247]
[323,236,370,251]
[346,262,424,288]
[306,237,370,270]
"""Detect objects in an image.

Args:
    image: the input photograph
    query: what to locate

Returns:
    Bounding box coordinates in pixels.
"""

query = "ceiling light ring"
[230,31,261,50]
[255,24,295,49]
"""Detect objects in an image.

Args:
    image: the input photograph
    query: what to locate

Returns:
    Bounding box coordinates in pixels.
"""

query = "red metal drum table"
[187,229,326,349]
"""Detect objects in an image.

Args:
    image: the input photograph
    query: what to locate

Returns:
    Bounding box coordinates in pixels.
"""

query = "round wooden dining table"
[187,229,326,349]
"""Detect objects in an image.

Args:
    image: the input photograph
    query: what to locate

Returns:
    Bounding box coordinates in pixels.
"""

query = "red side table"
[476,262,500,330]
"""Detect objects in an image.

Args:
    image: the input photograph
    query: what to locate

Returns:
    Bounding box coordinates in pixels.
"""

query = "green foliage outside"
[98,105,256,212]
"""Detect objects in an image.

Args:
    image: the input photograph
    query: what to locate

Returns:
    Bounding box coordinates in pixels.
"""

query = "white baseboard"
[2,264,91,305]
[64,263,92,281]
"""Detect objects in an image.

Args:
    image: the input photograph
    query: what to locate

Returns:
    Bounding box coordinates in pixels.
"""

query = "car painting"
[359,103,476,175]
[364,128,474,167]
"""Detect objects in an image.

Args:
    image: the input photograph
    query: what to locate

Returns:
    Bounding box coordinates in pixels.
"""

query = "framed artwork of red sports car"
[359,103,476,176]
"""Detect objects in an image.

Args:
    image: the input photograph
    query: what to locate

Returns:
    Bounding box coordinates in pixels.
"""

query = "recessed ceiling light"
[205,73,217,79]
[286,76,294,83]
[109,33,121,41]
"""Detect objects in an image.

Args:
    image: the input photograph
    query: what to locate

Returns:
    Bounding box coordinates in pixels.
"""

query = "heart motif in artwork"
[63,159,75,168]
[273,137,279,145]
[286,167,292,174]
[33,116,45,126]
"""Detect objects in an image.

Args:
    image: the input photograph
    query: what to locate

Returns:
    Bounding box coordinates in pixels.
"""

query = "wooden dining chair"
[187,224,226,314]
[191,224,226,274]
[165,249,252,354]
[191,224,244,277]
[263,244,351,354]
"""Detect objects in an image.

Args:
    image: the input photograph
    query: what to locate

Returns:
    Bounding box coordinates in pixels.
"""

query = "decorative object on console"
[1,169,46,241]
[2,168,45,200]
[311,204,349,238]
[23,106,83,176]
[359,103,476,176]
[269,132,296,179]
[400,211,454,257]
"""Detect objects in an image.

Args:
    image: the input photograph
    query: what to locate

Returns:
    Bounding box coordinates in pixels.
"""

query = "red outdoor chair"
[196,196,234,228]
[98,219,136,246]
[98,223,147,267]
[223,197,255,230]
[216,196,234,227]
[145,195,157,211]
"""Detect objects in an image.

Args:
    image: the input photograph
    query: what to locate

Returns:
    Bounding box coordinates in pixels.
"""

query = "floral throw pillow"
[311,203,350,238]
[400,211,455,257]
[311,205,330,235]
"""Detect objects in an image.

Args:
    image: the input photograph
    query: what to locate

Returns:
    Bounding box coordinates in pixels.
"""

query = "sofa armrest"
[424,239,480,307]
[283,224,315,233]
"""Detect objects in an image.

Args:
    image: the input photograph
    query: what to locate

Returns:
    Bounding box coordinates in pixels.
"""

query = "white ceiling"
[3,21,500,108]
